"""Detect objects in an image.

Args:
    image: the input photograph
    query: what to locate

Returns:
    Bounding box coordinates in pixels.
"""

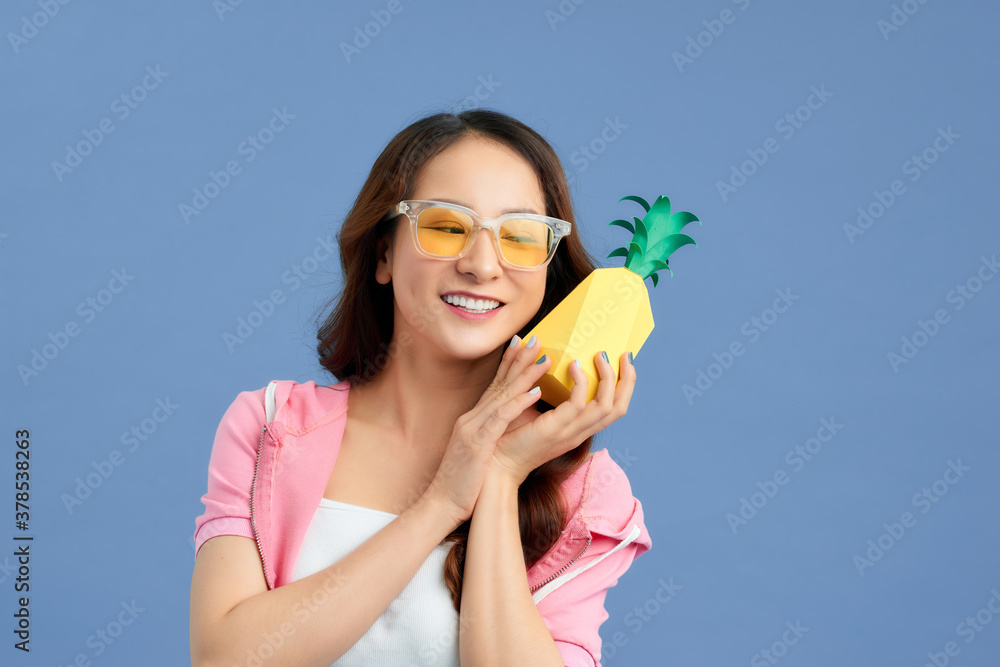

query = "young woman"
[190,109,652,666]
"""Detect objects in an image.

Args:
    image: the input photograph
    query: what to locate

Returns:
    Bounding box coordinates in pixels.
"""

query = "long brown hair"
[315,109,599,612]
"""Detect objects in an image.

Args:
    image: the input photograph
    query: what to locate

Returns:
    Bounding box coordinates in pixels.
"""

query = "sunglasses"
[391,200,572,270]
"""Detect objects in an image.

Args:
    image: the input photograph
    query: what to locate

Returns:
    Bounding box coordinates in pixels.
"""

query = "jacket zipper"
[249,424,272,589]
[529,536,592,594]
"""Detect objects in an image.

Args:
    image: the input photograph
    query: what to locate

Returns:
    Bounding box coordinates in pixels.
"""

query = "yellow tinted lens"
[499,218,553,267]
[416,207,473,256]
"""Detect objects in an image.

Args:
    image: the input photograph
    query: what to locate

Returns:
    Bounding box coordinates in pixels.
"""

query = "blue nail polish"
[574,359,581,370]
[535,354,547,365]
[601,351,609,364]
[508,335,520,349]
[526,335,537,348]
[628,351,633,365]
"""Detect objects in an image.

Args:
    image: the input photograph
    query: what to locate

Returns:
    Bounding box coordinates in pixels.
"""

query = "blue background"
[2,0,998,664]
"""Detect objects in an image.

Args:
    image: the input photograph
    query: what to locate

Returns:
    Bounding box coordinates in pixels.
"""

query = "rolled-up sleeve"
[535,452,653,666]
[192,387,266,558]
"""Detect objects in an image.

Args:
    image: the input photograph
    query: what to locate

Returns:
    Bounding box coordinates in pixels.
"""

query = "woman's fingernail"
[574,359,581,370]
[526,335,537,348]
[508,335,520,349]
[601,351,609,364]
[529,386,540,395]
[535,354,548,365]
[628,351,634,365]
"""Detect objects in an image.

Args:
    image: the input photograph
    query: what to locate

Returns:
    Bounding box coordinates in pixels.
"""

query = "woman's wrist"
[485,457,526,490]
[405,489,466,535]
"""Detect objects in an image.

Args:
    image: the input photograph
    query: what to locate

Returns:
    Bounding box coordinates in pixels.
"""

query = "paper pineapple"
[526,194,699,406]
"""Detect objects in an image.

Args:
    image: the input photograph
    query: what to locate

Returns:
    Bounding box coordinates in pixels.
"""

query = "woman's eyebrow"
[432,197,541,216]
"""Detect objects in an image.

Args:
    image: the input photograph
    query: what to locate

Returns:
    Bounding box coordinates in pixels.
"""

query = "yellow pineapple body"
[525,267,653,406]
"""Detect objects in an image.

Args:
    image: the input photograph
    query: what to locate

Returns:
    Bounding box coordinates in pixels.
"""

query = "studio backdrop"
[2,1,997,665]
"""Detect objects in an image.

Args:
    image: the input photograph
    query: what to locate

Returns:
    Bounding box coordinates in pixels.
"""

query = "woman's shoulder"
[562,449,651,548]
[259,378,352,433]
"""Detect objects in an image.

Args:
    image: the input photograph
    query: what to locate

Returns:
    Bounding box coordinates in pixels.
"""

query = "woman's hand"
[490,340,637,486]
[424,335,554,525]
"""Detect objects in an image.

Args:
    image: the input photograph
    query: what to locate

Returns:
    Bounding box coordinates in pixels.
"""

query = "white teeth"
[443,294,500,312]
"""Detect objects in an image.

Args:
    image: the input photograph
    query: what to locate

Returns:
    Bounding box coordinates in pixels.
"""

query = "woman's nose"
[456,227,503,280]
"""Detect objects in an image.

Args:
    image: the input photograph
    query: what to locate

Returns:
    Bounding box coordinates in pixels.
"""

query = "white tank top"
[290,497,461,666]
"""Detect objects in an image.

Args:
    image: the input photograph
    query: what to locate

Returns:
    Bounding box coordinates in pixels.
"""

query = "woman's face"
[376,135,548,362]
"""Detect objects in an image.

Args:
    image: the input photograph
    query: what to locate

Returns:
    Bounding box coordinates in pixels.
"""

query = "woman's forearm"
[459,466,564,667]
[193,492,460,667]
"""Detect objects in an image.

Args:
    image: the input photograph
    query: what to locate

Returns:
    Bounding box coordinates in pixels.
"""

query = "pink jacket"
[193,379,652,666]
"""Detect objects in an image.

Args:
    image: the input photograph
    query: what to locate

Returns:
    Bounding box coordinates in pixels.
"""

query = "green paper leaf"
[609,218,635,234]
[625,242,644,270]
[645,233,697,264]
[619,195,650,212]
[665,211,700,236]
[610,192,701,281]
[633,217,648,254]
[642,196,674,251]
[647,259,671,275]
[636,259,672,282]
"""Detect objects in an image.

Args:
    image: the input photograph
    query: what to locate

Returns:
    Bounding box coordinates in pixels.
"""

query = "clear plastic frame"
[392,200,572,270]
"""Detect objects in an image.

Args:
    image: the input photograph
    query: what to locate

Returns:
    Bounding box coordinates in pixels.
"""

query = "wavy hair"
[314,109,599,612]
